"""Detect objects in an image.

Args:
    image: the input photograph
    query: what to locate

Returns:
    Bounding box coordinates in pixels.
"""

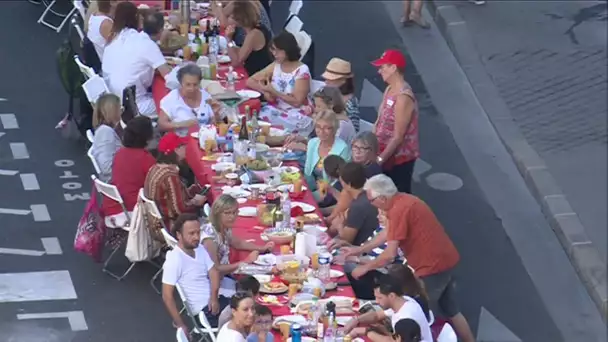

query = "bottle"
[226,66,235,91]
[291,323,303,342]
[201,35,209,56]
[323,311,336,342]
[193,29,203,55]
[310,297,321,338]
[225,128,234,152]
[244,105,251,120]
[209,52,218,80]
[281,191,291,228]
[318,252,331,284]
[238,115,249,141]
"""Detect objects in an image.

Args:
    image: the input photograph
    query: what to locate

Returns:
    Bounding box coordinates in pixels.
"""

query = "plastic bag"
[74,187,106,262]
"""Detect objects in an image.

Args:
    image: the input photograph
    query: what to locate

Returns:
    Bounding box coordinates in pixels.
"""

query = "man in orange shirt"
[349,174,475,342]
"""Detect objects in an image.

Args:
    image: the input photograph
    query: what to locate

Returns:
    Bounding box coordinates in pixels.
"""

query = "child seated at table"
[319,155,347,215]
[246,304,274,342]
[218,276,261,328]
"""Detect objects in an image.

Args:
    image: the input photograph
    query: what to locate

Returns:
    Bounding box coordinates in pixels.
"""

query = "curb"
[426,0,607,320]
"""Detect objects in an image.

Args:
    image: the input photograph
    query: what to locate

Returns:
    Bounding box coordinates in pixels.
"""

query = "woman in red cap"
[143,132,208,241]
[371,49,419,194]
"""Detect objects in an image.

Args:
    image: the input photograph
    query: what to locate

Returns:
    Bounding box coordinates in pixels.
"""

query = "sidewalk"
[427,0,607,318]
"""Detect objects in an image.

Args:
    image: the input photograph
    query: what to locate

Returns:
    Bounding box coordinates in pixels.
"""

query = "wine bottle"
[238,115,249,141]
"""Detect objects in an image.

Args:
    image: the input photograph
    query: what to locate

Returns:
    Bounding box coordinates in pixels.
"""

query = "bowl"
[262,150,284,168]
[262,227,296,245]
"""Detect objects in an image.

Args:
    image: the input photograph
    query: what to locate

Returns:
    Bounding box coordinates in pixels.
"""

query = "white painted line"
[0,169,18,176]
[10,143,29,159]
[0,98,7,101]
[17,311,88,331]
[0,271,77,303]
[30,204,50,222]
[0,247,45,256]
[41,237,62,255]
[0,114,18,129]
[0,132,5,139]
[20,173,40,191]
[0,208,31,215]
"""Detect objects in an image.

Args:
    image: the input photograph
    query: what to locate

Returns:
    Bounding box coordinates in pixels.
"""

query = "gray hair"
[315,109,340,134]
[364,174,398,198]
[352,131,379,154]
[177,63,203,84]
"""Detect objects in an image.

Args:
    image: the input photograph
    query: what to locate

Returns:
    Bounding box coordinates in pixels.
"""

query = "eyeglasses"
[351,144,371,152]
[222,209,239,216]
[255,319,273,325]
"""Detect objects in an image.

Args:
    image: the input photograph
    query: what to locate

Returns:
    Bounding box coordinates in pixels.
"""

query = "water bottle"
[291,323,303,342]
[226,66,235,91]
[225,128,234,152]
[281,191,291,228]
[318,252,331,283]
[323,312,336,342]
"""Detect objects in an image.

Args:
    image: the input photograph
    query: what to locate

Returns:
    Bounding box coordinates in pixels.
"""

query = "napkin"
[290,206,304,217]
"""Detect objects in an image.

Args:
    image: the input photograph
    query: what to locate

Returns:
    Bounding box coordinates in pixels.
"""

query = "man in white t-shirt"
[102,12,171,117]
[162,213,226,338]
[342,274,433,342]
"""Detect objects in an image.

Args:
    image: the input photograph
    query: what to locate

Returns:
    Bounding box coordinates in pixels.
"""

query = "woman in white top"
[159,63,219,136]
[86,0,117,60]
[217,293,255,341]
[246,31,313,135]
[90,93,122,182]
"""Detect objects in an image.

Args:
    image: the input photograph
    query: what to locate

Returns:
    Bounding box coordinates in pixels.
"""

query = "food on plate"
[280,171,301,184]
[263,282,288,292]
[295,213,321,224]
[201,155,219,161]
[246,159,269,171]
[259,295,280,305]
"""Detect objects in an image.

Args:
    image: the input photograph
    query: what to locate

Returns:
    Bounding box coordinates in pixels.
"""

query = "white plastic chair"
[285,15,303,35]
[175,284,219,342]
[176,328,189,342]
[436,323,457,342]
[82,74,110,104]
[140,189,172,294]
[86,129,94,143]
[74,55,96,80]
[289,0,303,16]
[73,0,85,19]
[203,203,211,217]
[310,80,326,96]
[38,0,77,32]
[87,147,102,175]
[293,30,312,62]
[91,175,134,280]
[359,119,374,133]
[71,15,85,41]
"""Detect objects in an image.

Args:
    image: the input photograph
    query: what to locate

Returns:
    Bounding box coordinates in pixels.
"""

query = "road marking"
[31,204,50,221]
[425,172,464,191]
[20,173,40,191]
[0,113,18,129]
[360,78,383,109]
[0,248,45,256]
[477,307,521,342]
[0,98,6,101]
[0,169,18,176]
[0,271,77,303]
[0,132,5,139]
[41,237,62,255]
[0,208,31,215]
[10,143,29,159]
[17,311,88,331]
[412,158,432,182]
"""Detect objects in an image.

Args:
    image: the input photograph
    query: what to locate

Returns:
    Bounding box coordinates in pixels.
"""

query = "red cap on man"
[371,49,407,69]
[158,132,187,155]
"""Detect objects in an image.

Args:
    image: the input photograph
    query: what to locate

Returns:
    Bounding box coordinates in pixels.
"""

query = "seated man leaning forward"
[102,2,172,117]
[162,213,228,337]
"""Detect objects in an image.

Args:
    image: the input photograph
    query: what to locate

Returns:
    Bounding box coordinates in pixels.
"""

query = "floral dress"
[259,63,314,136]
[201,223,237,296]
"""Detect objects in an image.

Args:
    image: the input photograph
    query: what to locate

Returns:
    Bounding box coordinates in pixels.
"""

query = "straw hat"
[322,58,353,80]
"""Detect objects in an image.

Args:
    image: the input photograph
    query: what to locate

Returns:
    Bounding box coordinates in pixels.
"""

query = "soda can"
[291,323,302,342]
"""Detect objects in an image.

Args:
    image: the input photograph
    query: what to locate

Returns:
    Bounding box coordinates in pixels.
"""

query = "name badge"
[387,99,395,107]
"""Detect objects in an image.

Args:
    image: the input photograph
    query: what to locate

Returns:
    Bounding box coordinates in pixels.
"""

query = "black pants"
[384,159,416,194]
[344,262,382,300]
[194,295,230,328]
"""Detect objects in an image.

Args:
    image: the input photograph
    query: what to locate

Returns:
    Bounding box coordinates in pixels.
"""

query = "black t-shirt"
[345,192,379,246]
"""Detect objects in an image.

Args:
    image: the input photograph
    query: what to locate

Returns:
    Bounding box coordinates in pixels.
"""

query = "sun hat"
[321,57,353,80]
[158,132,188,155]
[371,49,406,69]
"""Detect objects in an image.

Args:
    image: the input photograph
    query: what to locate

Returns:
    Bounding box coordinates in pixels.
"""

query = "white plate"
[211,162,236,171]
[225,172,239,180]
[254,254,277,266]
[336,316,355,326]
[237,89,262,99]
[238,206,257,217]
[217,54,231,63]
[253,274,272,284]
[291,201,315,213]
[277,184,308,193]
[256,143,270,153]
[273,315,307,327]
[277,166,299,174]
[269,127,286,136]
[303,224,327,233]
[330,269,345,278]
[243,183,270,192]
[236,198,247,204]
[223,188,251,198]
[190,132,199,139]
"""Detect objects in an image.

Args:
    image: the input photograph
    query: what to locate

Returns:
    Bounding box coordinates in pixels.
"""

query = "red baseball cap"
[158,132,187,155]
[371,49,407,69]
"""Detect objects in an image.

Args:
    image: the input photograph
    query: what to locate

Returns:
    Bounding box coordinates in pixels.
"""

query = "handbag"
[125,200,162,262]
[74,187,106,262]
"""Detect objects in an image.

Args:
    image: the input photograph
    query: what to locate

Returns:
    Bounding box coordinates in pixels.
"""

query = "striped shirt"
[345,96,361,132]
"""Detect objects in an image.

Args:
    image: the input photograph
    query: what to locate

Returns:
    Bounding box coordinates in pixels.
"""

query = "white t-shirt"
[162,245,215,314]
[102,28,166,116]
[217,323,246,342]
[384,296,433,342]
[160,88,214,136]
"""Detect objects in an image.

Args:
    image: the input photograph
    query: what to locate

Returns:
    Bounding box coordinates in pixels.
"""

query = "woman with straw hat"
[322,57,361,132]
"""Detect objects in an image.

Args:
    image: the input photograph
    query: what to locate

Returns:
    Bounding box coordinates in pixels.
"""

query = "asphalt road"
[0,1,583,342]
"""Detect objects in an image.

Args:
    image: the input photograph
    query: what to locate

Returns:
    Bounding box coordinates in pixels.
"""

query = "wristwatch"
[227,41,236,48]
[376,156,383,164]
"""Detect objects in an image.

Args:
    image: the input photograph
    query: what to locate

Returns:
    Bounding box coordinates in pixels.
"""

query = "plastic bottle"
[318,252,331,284]
[225,128,234,152]
[281,191,291,228]
[226,66,235,91]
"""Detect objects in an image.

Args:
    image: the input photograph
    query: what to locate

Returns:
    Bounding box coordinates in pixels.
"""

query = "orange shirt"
[386,193,460,277]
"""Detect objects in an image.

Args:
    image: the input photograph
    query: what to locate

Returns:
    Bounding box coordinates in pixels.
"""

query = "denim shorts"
[420,268,460,318]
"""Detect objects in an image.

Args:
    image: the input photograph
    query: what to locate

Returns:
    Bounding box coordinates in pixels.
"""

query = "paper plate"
[254,254,277,266]
[190,131,199,139]
[237,89,262,99]
[277,184,308,193]
[269,127,286,136]
[291,201,315,213]
[217,54,231,64]
[238,206,257,217]
[272,315,307,329]
[211,162,236,171]
[256,143,270,153]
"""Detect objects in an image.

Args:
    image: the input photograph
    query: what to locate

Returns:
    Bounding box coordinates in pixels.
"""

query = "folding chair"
[91,175,134,280]
[284,15,303,35]
[74,55,96,80]
[176,328,189,342]
[436,323,457,342]
[86,129,94,143]
[310,80,325,96]
[289,0,303,16]
[71,15,85,41]
[38,0,78,32]
[87,147,102,175]
[175,284,219,342]
[73,0,85,19]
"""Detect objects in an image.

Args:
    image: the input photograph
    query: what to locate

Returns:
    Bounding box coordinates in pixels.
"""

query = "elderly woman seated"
[285,110,351,201]
[246,31,313,135]
[158,63,220,136]
[201,194,274,294]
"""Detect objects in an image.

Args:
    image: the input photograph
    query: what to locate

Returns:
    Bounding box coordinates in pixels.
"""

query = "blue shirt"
[246,332,274,342]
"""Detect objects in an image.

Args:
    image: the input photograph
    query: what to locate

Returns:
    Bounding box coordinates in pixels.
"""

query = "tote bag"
[125,200,161,262]
[74,187,106,262]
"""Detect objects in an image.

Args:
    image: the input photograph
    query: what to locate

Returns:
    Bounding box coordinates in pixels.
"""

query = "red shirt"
[102,148,156,216]
[386,193,460,277]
